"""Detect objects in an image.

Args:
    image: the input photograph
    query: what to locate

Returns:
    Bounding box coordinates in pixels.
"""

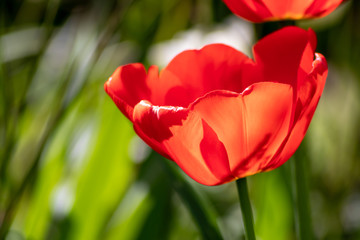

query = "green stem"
[236,178,256,240]
[293,149,313,240]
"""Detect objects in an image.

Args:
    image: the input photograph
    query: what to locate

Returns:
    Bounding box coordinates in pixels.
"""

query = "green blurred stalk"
[292,149,313,240]
[162,159,223,240]
[0,0,60,188]
[236,178,256,240]
[0,0,11,187]
[0,0,129,237]
[0,0,61,235]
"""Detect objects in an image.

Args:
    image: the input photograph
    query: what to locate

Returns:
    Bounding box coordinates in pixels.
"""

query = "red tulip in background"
[105,26,327,186]
[222,0,344,22]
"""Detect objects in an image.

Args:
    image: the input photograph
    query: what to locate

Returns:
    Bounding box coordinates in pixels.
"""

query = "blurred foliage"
[0,0,359,239]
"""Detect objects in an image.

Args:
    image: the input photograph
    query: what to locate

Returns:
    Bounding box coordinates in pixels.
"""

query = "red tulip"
[222,0,345,22]
[104,26,327,186]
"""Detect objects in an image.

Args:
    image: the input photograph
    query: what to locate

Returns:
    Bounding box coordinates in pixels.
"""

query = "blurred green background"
[0,0,359,239]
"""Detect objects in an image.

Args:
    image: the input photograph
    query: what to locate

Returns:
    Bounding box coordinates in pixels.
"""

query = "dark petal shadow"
[200,120,233,182]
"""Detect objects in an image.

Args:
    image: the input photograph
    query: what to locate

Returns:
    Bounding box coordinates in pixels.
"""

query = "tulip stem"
[236,178,256,240]
[293,150,313,240]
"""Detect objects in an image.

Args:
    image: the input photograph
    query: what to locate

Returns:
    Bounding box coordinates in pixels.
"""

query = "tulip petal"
[222,0,273,22]
[164,117,234,185]
[133,100,232,185]
[104,64,158,120]
[189,82,293,178]
[265,53,327,170]
[151,44,253,107]
[222,0,344,22]
[261,0,313,19]
[305,0,344,18]
[132,101,188,159]
[252,27,316,88]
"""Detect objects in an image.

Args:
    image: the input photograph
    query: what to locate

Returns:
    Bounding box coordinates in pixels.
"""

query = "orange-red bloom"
[105,26,327,186]
[222,0,344,22]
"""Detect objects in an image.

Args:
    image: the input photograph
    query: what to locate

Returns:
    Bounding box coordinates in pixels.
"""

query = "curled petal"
[265,53,328,170]
[133,100,232,185]
[104,64,158,120]
[132,101,188,159]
